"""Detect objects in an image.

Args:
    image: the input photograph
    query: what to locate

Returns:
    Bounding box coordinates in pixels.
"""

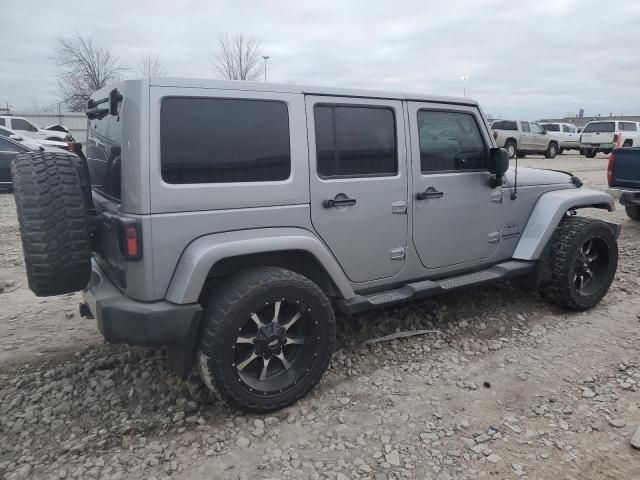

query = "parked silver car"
[10,79,619,412]
[492,120,560,158]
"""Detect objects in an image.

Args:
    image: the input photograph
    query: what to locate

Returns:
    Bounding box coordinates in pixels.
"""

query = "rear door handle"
[324,194,357,208]
[416,187,444,201]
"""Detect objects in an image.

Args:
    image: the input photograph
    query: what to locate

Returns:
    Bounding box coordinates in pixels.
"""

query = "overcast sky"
[2,0,639,119]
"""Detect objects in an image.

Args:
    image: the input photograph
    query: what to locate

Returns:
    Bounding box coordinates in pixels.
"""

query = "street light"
[460,75,470,97]
[263,56,270,83]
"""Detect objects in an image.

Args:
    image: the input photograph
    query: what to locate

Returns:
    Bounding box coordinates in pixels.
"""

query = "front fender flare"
[165,228,355,304]
[512,188,614,260]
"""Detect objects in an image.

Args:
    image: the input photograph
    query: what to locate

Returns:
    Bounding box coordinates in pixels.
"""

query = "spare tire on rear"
[11,151,92,296]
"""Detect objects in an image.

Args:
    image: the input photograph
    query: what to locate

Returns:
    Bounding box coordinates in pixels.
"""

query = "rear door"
[306,96,408,283]
[408,103,501,269]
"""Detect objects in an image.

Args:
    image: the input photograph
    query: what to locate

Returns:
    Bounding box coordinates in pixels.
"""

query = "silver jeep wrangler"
[10,78,619,412]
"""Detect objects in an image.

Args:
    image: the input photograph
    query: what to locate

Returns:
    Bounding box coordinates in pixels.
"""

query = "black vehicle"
[0,136,31,191]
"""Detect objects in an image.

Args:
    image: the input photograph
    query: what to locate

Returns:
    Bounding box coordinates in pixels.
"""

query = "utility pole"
[263,56,270,83]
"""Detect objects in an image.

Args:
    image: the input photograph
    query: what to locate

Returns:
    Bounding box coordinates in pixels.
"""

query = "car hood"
[505,167,575,187]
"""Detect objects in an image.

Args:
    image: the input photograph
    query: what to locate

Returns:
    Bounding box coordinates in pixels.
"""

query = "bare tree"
[54,33,127,111]
[211,34,262,81]
[137,54,167,79]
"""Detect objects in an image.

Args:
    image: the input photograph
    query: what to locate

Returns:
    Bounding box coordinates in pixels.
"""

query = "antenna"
[511,150,519,200]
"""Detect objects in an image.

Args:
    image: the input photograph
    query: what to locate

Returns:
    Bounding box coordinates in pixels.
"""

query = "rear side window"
[418,110,487,173]
[582,122,615,133]
[314,105,397,178]
[621,122,637,131]
[492,120,517,130]
[521,122,530,132]
[542,124,560,132]
[0,118,5,126]
[161,97,291,184]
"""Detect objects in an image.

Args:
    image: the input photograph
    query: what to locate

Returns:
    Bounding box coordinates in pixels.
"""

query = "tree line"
[55,33,264,112]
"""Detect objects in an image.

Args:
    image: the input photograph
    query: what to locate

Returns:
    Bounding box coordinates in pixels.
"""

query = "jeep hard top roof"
[95,78,479,107]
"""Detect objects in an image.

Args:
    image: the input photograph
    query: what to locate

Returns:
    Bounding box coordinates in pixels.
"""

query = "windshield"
[86,114,122,201]
[582,122,615,133]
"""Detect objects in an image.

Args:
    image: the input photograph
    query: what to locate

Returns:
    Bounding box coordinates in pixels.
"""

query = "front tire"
[545,142,558,159]
[197,267,336,413]
[625,205,640,220]
[540,217,618,311]
[505,140,517,159]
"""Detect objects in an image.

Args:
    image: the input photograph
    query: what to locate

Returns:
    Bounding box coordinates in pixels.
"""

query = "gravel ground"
[1,153,640,479]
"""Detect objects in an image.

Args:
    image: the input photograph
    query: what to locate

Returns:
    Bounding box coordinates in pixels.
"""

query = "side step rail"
[337,260,535,314]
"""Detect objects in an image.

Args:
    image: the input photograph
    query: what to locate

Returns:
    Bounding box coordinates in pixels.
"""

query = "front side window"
[161,97,291,184]
[0,118,5,127]
[562,125,570,133]
[314,105,397,178]
[11,118,37,132]
[418,110,486,173]
[521,122,531,132]
[531,123,544,134]
[0,138,25,153]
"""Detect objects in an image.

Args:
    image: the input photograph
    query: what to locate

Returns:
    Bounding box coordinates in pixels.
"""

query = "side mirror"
[9,134,23,141]
[489,147,509,188]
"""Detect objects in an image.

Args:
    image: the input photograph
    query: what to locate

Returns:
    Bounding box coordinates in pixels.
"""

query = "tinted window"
[0,137,24,152]
[621,122,637,131]
[562,125,570,133]
[161,97,291,184]
[0,118,4,126]
[0,127,11,137]
[542,123,560,132]
[569,126,577,133]
[521,122,530,132]
[531,123,544,134]
[418,110,486,173]
[11,118,37,132]
[492,120,517,130]
[315,105,397,177]
[582,122,615,133]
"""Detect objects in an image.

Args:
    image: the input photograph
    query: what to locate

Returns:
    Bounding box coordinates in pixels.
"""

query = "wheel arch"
[165,228,355,304]
[513,188,616,261]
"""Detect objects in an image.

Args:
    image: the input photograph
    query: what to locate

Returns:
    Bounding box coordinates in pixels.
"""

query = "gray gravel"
[1,154,640,479]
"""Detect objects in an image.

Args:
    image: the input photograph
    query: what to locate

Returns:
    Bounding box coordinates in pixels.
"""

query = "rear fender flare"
[512,188,615,260]
[165,228,354,304]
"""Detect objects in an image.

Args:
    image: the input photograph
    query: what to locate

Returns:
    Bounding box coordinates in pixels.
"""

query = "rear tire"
[625,205,640,220]
[545,142,558,159]
[585,149,597,158]
[197,267,336,413]
[11,152,92,296]
[540,217,618,311]
[505,140,517,159]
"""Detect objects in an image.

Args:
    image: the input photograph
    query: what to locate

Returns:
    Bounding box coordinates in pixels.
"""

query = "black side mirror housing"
[489,147,509,188]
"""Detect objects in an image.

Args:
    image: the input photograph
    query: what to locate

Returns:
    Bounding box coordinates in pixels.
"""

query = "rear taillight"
[67,142,82,153]
[493,131,498,140]
[607,153,615,186]
[119,221,142,261]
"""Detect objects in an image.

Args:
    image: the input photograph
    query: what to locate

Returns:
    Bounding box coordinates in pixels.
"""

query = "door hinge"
[488,231,500,244]
[390,247,406,260]
[391,201,407,214]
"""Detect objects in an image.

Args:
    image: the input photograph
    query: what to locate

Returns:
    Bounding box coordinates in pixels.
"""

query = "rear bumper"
[580,143,614,150]
[607,188,640,206]
[82,259,201,348]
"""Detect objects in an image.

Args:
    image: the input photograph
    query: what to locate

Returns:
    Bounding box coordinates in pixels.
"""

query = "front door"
[530,122,548,150]
[306,96,408,283]
[408,103,502,269]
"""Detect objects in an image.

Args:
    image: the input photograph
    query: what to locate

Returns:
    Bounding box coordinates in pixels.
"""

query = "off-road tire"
[505,140,517,159]
[545,142,558,159]
[197,267,336,413]
[625,205,640,220]
[540,217,617,311]
[585,149,597,158]
[11,152,92,296]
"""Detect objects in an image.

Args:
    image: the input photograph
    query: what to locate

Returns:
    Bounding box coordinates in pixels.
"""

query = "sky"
[2,0,640,119]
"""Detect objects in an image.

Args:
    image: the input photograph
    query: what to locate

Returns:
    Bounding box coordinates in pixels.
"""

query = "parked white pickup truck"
[580,120,640,158]
[539,122,580,153]
[491,120,560,159]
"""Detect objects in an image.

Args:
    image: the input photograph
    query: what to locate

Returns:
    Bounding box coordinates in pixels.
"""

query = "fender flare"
[165,228,355,304]
[512,188,614,260]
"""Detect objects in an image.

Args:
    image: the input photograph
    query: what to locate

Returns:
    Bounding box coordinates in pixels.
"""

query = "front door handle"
[324,194,357,208]
[416,187,444,201]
